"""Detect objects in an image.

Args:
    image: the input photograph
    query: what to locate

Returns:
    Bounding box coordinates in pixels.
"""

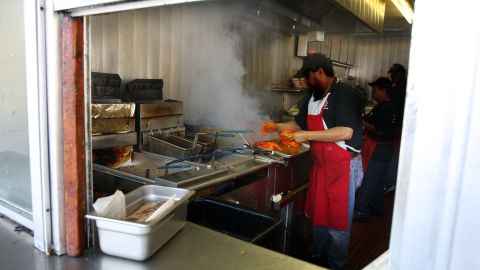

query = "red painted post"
[61,15,86,257]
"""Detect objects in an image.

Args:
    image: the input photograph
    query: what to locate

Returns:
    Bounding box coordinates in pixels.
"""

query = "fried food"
[281,140,300,149]
[255,141,282,151]
[279,130,296,142]
[261,121,277,136]
[93,146,133,168]
[278,130,300,149]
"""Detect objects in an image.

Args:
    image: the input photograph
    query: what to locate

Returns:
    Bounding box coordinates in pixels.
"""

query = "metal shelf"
[267,88,310,93]
[332,61,354,68]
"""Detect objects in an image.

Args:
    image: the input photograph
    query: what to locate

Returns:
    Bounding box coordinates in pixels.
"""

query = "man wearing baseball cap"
[262,53,364,269]
[354,77,396,222]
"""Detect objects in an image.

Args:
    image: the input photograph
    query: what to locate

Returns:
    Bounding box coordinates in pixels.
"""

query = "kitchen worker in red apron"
[354,77,396,222]
[269,54,364,269]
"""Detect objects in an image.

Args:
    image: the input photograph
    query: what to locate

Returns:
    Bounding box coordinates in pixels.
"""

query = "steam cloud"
[181,4,270,141]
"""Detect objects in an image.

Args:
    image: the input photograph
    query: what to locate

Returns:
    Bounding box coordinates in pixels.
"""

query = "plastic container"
[86,185,194,261]
[187,197,282,243]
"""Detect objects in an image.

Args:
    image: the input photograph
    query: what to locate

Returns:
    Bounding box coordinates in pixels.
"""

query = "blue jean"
[312,155,363,270]
[356,144,393,215]
[384,154,399,189]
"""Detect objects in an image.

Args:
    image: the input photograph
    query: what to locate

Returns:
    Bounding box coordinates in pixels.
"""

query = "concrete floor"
[0,216,101,270]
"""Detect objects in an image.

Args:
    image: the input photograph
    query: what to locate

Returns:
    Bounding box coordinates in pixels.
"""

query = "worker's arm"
[292,126,353,143]
[275,121,302,132]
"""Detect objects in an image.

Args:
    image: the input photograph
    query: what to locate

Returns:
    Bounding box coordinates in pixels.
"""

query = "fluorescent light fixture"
[391,0,414,24]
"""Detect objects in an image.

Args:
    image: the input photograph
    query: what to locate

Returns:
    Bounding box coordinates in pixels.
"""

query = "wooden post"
[62,15,85,257]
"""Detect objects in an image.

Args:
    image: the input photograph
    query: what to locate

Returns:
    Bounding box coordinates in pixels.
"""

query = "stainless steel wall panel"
[339,37,349,64]
[118,12,135,83]
[103,13,119,73]
[347,37,356,65]
[146,8,160,78]
[133,10,148,78]
[330,35,341,62]
[90,3,295,117]
[350,35,411,95]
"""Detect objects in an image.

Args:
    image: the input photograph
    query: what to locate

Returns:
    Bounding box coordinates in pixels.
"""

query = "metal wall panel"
[350,35,411,91]
[90,3,300,119]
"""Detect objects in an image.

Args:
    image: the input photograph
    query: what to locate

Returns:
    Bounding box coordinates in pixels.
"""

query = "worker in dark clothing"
[388,64,407,123]
[354,77,396,222]
[264,54,364,269]
[384,64,407,193]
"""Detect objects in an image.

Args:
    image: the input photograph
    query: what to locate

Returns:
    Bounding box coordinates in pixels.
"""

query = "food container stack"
[91,72,137,167]
[291,77,310,90]
[91,103,137,168]
[137,100,184,132]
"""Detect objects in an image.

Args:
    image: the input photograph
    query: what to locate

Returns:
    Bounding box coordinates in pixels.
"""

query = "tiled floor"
[346,193,394,269]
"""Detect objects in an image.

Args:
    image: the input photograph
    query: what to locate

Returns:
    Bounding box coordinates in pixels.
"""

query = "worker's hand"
[292,130,310,143]
[261,121,277,135]
[279,130,296,142]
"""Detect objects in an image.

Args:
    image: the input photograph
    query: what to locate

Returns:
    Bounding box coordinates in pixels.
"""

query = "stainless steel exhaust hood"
[333,0,386,33]
[57,0,387,33]
[277,0,387,33]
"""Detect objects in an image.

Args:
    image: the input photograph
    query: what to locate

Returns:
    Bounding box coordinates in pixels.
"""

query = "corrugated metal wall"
[90,2,298,115]
[90,2,412,115]
[351,35,411,90]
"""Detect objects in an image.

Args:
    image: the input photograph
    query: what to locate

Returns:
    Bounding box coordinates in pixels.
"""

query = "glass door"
[0,0,32,223]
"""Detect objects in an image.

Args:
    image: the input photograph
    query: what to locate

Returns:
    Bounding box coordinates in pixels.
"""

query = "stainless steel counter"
[1,216,322,270]
[90,222,322,270]
[184,159,271,190]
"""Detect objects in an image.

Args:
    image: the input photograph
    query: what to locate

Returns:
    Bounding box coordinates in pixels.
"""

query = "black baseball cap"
[388,63,406,74]
[368,77,392,89]
[295,53,333,78]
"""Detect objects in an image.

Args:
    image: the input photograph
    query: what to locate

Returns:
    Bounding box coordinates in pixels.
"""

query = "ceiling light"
[391,0,414,24]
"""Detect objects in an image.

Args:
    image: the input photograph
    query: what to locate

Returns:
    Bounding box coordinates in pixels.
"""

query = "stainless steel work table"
[90,222,323,270]
[0,217,323,270]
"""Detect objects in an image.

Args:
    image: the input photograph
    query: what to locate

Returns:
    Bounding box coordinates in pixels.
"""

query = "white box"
[308,31,325,42]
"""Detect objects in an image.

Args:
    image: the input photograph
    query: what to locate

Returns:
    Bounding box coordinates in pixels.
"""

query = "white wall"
[389,0,480,269]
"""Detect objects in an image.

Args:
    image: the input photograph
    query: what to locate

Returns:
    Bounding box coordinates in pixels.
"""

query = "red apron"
[361,135,378,173]
[304,93,352,230]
